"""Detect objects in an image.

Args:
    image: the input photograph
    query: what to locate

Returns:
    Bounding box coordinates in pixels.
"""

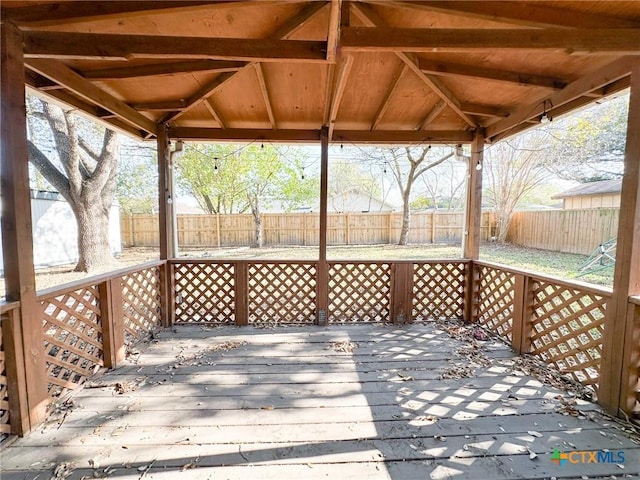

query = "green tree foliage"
[176,144,317,246]
[117,143,158,214]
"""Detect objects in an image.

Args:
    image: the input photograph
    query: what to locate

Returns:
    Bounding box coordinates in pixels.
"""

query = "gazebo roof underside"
[4,0,640,144]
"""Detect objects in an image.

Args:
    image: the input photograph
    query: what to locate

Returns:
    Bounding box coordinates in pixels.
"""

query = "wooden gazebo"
[1,0,639,443]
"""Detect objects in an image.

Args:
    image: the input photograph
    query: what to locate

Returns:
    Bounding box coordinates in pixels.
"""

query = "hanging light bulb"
[301,167,305,180]
[261,141,264,149]
[540,100,553,123]
[383,162,387,174]
[214,157,219,174]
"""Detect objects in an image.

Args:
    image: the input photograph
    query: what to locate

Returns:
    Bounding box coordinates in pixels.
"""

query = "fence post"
[2,307,30,436]
[511,274,534,354]
[235,262,249,326]
[390,263,414,324]
[99,278,125,369]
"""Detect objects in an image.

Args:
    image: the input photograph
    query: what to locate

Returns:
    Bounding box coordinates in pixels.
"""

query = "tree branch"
[27,140,72,200]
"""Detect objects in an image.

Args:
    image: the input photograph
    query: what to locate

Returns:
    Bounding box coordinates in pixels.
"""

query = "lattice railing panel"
[329,263,391,323]
[475,265,516,342]
[530,281,606,388]
[41,286,103,398]
[174,263,235,324]
[412,262,466,321]
[248,263,316,324]
[0,315,10,439]
[122,267,161,345]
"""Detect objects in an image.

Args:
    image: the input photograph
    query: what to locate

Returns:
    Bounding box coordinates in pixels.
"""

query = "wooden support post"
[390,263,414,324]
[1,21,49,431]
[157,124,174,327]
[158,262,174,327]
[463,131,484,259]
[463,261,478,323]
[99,278,125,369]
[511,274,534,354]
[600,62,640,416]
[234,262,249,326]
[2,307,30,436]
[317,127,330,326]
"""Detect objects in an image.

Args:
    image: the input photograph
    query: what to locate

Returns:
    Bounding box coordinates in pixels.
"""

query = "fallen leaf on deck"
[528,431,543,438]
[329,340,358,353]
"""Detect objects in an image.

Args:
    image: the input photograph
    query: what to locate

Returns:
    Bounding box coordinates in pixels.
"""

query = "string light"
[213,157,219,173]
[540,99,553,123]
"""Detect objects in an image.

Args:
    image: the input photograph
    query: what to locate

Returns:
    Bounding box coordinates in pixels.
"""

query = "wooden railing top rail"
[36,259,166,301]
[170,258,470,265]
[630,295,640,306]
[0,300,20,314]
[474,260,613,297]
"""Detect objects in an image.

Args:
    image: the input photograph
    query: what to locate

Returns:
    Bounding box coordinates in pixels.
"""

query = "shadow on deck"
[1,322,639,479]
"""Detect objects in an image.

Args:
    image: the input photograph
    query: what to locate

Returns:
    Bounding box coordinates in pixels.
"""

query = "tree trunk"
[253,212,263,248]
[73,202,115,272]
[398,191,411,245]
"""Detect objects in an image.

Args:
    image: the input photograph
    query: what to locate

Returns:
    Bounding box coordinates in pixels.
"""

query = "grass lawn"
[0,242,613,296]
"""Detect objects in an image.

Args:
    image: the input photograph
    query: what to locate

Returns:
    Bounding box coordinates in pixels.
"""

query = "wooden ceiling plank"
[204,99,227,129]
[4,2,283,28]
[26,59,157,135]
[161,2,327,125]
[131,101,187,111]
[417,58,567,89]
[341,28,640,54]
[327,0,342,63]
[328,55,355,140]
[371,63,409,131]
[82,60,247,80]
[352,3,478,128]
[23,32,326,62]
[416,100,446,130]
[486,56,635,141]
[384,1,640,29]
[255,63,277,129]
[170,127,321,142]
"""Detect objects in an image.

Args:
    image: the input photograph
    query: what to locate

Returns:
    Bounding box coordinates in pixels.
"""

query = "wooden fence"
[121,211,497,248]
[507,208,619,255]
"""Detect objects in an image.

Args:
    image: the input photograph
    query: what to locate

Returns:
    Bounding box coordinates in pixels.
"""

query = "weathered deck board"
[2,323,639,479]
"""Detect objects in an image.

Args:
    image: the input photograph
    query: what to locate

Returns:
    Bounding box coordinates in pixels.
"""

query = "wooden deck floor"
[2,322,639,479]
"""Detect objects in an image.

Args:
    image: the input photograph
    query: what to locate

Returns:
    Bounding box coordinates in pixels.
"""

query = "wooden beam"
[463,131,484,259]
[23,31,327,62]
[82,60,246,80]
[416,100,446,130]
[317,126,330,326]
[371,63,408,131]
[351,3,478,129]
[204,99,227,129]
[599,62,640,416]
[254,63,277,129]
[417,58,567,89]
[160,2,326,124]
[486,56,634,141]
[334,129,473,144]
[1,21,48,431]
[132,100,188,111]
[386,1,640,29]
[170,127,321,142]
[341,28,640,54]
[3,1,281,27]
[460,103,510,118]
[26,59,157,135]
[328,55,354,140]
[327,0,342,63]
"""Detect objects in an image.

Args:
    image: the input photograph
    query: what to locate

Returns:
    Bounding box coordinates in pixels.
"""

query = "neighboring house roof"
[552,179,622,199]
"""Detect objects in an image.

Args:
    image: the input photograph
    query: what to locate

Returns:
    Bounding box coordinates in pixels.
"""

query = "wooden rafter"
[23,31,326,62]
[371,63,408,131]
[255,63,277,129]
[486,56,634,141]
[82,60,246,80]
[460,103,509,118]
[327,0,342,63]
[169,127,473,143]
[327,56,354,140]
[341,28,640,54]
[132,101,187,111]
[26,59,157,136]
[204,99,226,129]
[385,1,640,29]
[352,3,478,128]
[416,100,446,130]
[417,59,567,89]
[3,1,271,27]
[159,2,326,124]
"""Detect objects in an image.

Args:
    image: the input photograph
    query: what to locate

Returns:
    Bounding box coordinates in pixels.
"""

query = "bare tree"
[483,134,551,242]
[27,98,119,272]
[419,157,467,211]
